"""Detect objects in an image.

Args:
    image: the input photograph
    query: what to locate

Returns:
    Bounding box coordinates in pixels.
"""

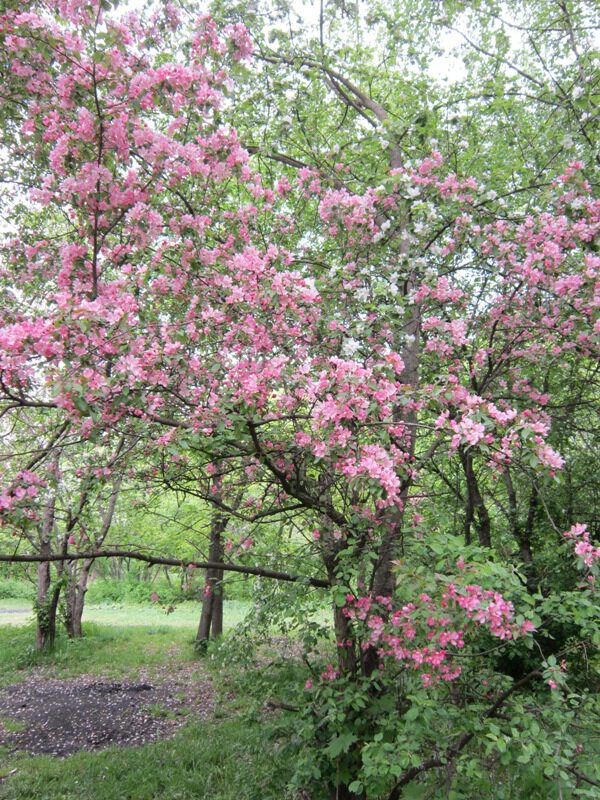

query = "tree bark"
[196,507,228,646]
[460,448,492,548]
[64,558,93,638]
[36,491,58,650]
[63,475,121,638]
[369,255,421,602]
[211,565,224,638]
[196,583,214,644]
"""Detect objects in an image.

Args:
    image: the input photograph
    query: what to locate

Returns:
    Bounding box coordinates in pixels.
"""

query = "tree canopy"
[0,1,599,797]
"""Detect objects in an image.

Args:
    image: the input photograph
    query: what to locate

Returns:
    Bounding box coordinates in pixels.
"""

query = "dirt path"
[0,607,32,626]
[0,667,214,757]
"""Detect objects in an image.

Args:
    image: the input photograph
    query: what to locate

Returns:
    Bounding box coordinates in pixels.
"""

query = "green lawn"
[0,599,254,685]
[0,600,31,627]
[0,598,303,800]
[0,718,296,800]
[0,598,251,630]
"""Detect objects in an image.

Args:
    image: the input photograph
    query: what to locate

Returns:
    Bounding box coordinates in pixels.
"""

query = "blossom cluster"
[563,523,600,578]
[0,470,46,521]
[342,578,535,687]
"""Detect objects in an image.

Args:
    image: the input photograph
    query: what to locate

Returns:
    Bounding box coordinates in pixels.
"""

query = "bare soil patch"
[0,667,213,757]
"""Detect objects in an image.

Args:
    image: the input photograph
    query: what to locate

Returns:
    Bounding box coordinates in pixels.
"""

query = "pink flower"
[535,444,565,471]
[520,620,536,634]
[313,442,327,458]
[321,663,338,682]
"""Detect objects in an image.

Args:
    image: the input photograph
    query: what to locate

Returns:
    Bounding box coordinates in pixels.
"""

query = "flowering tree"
[0,413,131,645]
[0,1,599,797]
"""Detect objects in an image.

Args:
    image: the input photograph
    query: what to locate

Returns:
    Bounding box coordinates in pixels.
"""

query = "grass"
[0,718,25,734]
[0,600,31,627]
[0,598,306,800]
[0,598,252,630]
[0,623,198,686]
[0,719,296,800]
[0,599,254,687]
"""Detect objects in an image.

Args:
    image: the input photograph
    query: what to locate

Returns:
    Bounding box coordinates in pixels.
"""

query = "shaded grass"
[0,604,302,800]
[0,623,201,687]
[0,718,295,800]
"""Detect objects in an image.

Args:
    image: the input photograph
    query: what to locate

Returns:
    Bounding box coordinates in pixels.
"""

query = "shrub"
[0,579,34,600]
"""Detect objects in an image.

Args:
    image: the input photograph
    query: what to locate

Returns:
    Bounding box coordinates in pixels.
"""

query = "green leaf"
[326,732,358,759]
[73,396,91,416]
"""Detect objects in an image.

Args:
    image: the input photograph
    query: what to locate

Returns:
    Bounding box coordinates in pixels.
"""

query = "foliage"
[0,579,33,600]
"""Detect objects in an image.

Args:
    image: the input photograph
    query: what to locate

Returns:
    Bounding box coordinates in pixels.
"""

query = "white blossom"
[341,337,361,357]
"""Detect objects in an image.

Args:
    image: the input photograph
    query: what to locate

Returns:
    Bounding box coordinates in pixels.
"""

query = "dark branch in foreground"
[0,550,330,588]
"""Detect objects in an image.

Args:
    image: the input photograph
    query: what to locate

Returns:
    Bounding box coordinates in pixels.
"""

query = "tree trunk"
[64,559,93,638]
[36,492,58,650]
[196,580,214,644]
[63,475,120,637]
[36,560,58,650]
[333,603,357,675]
[196,509,227,646]
[460,448,492,548]
[211,566,224,637]
[64,577,76,638]
[370,284,420,601]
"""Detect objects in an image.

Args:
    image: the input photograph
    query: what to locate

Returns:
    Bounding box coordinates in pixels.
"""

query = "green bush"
[0,579,34,600]
[85,578,189,605]
[85,574,255,605]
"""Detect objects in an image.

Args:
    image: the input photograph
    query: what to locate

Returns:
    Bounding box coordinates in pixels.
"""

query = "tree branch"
[0,549,330,588]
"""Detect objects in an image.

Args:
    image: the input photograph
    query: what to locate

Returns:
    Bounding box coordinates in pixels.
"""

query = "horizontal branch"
[0,550,330,589]
[245,145,309,170]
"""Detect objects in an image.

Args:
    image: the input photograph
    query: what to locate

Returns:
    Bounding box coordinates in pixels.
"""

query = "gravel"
[0,669,214,757]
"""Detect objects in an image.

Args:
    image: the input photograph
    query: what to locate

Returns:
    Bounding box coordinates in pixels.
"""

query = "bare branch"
[0,549,330,588]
